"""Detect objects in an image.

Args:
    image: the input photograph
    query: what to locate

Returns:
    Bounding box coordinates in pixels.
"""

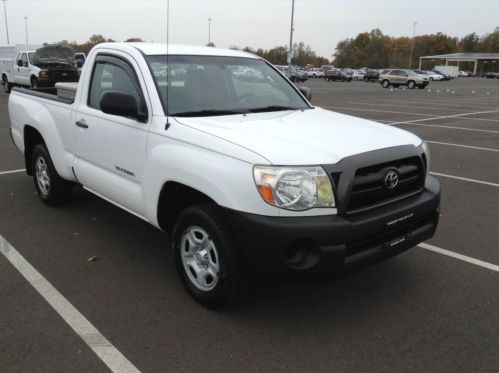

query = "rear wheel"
[382,80,390,88]
[173,203,248,308]
[32,144,73,206]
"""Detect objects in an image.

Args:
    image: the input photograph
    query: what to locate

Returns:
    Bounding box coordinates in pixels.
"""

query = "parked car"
[484,72,499,79]
[432,70,451,81]
[306,68,324,78]
[325,69,352,82]
[379,69,429,89]
[364,69,380,82]
[8,43,439,307]
[426,70,445,81]
[458,70,470,77]
[352,69,365,80]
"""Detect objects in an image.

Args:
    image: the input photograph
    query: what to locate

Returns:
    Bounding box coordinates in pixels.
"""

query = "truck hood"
[175,107,422,165]
[33,44,75,67]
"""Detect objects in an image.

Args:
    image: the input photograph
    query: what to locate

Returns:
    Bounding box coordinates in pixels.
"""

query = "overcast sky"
[2,0,498,57]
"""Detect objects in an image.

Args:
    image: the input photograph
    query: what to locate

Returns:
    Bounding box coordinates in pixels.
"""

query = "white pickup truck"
[9,43,440,307]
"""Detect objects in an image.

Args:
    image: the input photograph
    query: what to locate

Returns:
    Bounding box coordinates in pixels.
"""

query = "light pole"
[2,0,9,44]
[409,21,417,69]
[208,17,212,44]
[287,0,295,75]
[24,16,28,44]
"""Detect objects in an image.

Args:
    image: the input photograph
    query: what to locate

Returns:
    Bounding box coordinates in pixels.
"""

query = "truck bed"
[11,87,74,105]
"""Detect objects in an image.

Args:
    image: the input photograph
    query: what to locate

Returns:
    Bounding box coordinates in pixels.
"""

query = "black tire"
[3,76,12,94]
[31,77,39,89]
[364,77,369,82]
[407,80,416,89]
[173,203,248,308]
[31,144,73,206]
[382,79,390,88]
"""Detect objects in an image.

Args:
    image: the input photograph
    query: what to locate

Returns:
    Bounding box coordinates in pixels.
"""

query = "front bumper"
[224,176,440,278]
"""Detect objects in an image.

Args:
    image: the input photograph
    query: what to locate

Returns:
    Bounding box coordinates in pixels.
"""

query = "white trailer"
[433,65,459,78]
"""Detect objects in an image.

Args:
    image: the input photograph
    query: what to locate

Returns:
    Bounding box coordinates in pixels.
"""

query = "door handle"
[75,120,88,129]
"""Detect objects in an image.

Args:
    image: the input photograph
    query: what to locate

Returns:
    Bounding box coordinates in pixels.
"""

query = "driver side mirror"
[100,91,147,122]
[298,86,312,101]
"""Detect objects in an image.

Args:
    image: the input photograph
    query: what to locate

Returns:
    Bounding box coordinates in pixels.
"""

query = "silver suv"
[378,69,429,89]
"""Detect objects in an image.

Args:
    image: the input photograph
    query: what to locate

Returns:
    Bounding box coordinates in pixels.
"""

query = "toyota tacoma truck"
[8,43,440,307]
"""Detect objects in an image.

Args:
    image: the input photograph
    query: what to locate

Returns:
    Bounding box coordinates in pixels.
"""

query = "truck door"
[73,54,150,216]
[14,53,30,86]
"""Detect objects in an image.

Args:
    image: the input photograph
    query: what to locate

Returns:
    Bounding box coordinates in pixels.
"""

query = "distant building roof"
[420,53,499,60]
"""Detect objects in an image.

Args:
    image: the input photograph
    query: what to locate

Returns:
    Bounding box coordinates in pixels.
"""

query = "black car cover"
[32,44,75,66]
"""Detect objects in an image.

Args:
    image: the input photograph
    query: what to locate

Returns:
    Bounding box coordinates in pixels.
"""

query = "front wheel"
[407,81,416,89]
[32,144,73,206]
[173,203,248,308]
[382,80,390,88]
[3,76,12,93]
[31,77,39,89]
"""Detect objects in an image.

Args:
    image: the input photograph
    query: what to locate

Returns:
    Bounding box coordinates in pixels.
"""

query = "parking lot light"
[2,0,9,44]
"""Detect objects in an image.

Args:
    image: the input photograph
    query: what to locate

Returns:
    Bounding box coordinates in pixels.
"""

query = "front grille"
[51,69,79,82]
[347,156,425,213]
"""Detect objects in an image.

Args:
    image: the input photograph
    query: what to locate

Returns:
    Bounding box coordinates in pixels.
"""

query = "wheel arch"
[157,181,216,233]
[23,125,45,175]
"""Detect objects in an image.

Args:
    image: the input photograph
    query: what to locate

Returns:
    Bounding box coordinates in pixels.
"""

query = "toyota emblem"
[384,170,399,189]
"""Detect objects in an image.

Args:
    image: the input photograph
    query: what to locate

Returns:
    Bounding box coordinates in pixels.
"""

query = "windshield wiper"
[246,105,302,113]
[172,109,248,117]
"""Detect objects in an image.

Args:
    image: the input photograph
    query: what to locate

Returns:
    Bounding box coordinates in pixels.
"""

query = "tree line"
[333,27,499,69]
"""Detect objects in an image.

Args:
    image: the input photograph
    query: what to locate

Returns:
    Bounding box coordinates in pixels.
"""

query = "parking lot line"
[0,235,141,373]
[350,102,473,113]
[0,169,25,176]
[380,99,498,110]
[397,122,499,133]
[430,172,499,188]
[390,108,499,125]
[419,243,499,273]
[426,141,499,152]
[323,106,435,117]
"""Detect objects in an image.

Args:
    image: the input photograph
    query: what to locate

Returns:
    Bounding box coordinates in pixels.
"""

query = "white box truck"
[433,65,459,79]
[0,44,43,92]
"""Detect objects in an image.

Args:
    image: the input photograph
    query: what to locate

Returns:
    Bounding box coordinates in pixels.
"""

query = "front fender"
[142,140,280,228]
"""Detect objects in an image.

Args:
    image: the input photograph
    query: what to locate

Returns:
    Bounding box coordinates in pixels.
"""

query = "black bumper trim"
[223,176,440,278]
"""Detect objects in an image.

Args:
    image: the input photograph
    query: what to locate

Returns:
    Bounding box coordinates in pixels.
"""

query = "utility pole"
[208,17,212,44]
[409,21,417,69]
[2,0,9,44]
[24,16,28,44]
[287,0,295,75]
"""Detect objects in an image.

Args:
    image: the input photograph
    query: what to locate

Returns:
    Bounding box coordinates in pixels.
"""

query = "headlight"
[39,70,48,79]
[422,142,431,175]
[253,166,335,211]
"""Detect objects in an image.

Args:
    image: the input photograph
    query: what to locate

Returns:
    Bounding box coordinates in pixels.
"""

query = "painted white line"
[430,172,499,188]
[390,109,499,125]
[426,141,499,152]
[351,101,471,113]
[395,122,499,134]
[323,106,435,117]
[419,243,499,273]
[381,99,498,110]
[454,116,499,123]
[0,235,141,373]
[0,169,25,175]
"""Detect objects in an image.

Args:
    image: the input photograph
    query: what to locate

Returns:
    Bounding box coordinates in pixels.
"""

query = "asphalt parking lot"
[1,77,498,372]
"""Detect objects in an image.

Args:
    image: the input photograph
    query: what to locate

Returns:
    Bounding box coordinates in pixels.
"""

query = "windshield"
[147,55,310,117]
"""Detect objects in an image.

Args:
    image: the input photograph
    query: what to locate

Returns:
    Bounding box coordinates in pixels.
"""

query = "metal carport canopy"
[418,53,499,73]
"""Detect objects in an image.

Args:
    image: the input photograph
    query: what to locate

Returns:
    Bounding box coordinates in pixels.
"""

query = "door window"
[20,53,28,67]
[88,61,141,110]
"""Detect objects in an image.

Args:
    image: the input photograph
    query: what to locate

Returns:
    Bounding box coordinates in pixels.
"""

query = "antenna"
[166,0,170,128]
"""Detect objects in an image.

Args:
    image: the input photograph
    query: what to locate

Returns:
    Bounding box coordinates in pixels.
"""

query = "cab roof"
[96,42,259,59]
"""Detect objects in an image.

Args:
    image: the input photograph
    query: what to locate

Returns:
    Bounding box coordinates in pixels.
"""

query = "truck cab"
[14,51,40,87]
